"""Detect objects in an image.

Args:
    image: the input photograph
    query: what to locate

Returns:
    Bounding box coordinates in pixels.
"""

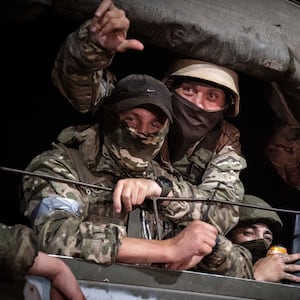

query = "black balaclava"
[169,91,224,162]
[240,239,270,264]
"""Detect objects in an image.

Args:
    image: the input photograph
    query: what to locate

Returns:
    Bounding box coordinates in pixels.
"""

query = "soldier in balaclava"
[227,195,300,283]
[22,73,218,268]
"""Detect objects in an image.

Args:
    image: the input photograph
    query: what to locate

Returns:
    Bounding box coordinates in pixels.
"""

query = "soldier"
[49,0,251,278]
[22,73,218,270]
[159,59,245,235]
[52,0,246,236]
[0,222,86,299]
[227,194,300,283]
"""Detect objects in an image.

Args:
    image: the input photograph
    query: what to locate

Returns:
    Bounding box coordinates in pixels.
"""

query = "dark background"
[1,8,300,250]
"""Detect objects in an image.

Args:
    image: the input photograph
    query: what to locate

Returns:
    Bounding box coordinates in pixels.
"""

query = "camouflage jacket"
[22,124,182,264]
[22,125,252,278]
[197,234,253,279]
[51,20,247,235]
[0,223,38,280]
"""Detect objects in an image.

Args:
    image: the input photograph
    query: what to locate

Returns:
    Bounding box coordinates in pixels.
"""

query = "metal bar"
[0,166,113,191]
[1,165,300,215]
[152,198,162,240]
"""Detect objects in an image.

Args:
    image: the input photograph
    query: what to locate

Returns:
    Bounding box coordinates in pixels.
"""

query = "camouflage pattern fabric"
[160,120,246,234]
[266,124,300,190]
[48,18,249,277]
[22,124,251,278]
[0,223,38,280]
[102,112,170,173]
[196,234,253,279]
[23,144,127,264]
[52,20,116,114]
[51,19,246,235]
[265,82,300,190]
[22,124,177,264]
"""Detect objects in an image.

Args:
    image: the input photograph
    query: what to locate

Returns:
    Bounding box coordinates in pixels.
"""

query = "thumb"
[116,39,144,52]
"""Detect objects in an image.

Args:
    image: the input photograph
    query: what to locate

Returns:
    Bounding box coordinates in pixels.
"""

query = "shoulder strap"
[57,143,99,184]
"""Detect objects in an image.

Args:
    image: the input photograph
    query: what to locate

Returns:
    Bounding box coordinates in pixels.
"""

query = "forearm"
[51,20,116,113]
[27,252,61,278]
[117,237,173,264]
[117,220,218,267]
[28,252,86,300]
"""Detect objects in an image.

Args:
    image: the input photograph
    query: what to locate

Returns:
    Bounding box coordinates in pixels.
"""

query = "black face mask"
[240,239,269,264]
[169,92,224,161]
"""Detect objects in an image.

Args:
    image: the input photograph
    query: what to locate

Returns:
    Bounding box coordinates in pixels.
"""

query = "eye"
[121,115,138,128]
[123,116,134,122]
[179,83,196,96]
[206,90,220,102]
[183,86,193,93]
[263,232,273,244]
[150,120,165,131]
[264,236,273,244]
[208,92,217,99]
[243,229,255,237]
[120,111,136,123]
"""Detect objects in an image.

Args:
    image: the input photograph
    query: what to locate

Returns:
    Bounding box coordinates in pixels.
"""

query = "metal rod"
[0,166,113,191]
[1,165,300,215]
[150,196,300,215]
[152,198,162,240]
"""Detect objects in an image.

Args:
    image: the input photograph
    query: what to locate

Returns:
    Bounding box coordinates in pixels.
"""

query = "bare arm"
[117,220,217,270]
[28,252,86,300]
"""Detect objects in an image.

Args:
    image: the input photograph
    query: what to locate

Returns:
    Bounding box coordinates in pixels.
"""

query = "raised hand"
[89,0,144,52]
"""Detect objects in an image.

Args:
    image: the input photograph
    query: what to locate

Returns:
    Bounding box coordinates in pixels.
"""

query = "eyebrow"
[249,225,273,235]
[182,81,224,91]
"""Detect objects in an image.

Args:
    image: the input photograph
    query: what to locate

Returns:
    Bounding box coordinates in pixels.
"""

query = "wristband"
[155,176,173,197]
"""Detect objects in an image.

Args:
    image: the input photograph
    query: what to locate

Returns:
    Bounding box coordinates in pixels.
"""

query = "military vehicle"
[1,0,300,298]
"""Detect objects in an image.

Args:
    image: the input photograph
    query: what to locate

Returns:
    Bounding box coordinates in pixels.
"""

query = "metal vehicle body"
[1,0,300,299]
[1,257,300,299]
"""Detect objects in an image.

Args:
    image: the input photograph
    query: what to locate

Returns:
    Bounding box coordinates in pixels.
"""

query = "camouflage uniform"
[22,123,166,264]
[22,123,252,277]
[196,235,253,278]
[23,72,181,265]
[0,223,38,280]
[48,20,250,277]
[223,194,284,279]
[52,20,247,235]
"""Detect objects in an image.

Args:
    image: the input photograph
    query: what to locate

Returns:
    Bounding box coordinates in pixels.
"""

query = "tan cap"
[166,59,240,117]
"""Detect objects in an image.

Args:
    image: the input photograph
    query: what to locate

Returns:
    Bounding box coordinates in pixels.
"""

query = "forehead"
[120,107,166,121]
[238,223,271,232]
[179,80,225,91]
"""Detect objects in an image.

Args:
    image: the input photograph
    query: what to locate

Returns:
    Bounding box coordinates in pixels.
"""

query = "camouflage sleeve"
[160,123,247,234]
[197,235,254,279]
[52,19,117,113]
[0,223,38,280]
[22,148,126,264]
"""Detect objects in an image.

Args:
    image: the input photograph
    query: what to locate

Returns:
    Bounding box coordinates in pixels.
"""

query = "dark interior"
[1,10,300,251]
